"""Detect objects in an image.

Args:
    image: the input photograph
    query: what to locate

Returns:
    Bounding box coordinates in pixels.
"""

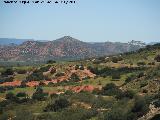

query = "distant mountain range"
[0,38,34,45]
[0,36,146,61]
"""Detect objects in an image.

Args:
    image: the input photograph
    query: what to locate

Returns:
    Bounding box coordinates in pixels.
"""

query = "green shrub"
[71,92,95,104]
[1,68,14,76]
[45,107,97,120]
[111,57,119,63]
[26,71,44,81]
[5,92,15,100]
[16,69,27,74]
[50,93,58,98]
[101,83,123,97]
[154,54,160,62]
[112,73,121,80]
[47,60,56,64]
[16,92,27,98]
[14,110,34,120]
[87,66,99,74]
[131,96,149,117]
[137,72,145,78]
[153,100,160,108]
[124,90,135,99]
[0,100,10,113]
[140,81,148,88]
[38,65,52,72]
[69,73,80,82]
[125,74,136,83]
[44,98,70,112]
[5,92,19,102]
[103,98,134,120]
[32,87,48,101]
[55,72,65,77]
[148,62,155,65]
[137,61,146,66]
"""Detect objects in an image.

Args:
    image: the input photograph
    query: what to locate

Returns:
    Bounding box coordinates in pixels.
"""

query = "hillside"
[0,36,145,62]
[0,43,160,120]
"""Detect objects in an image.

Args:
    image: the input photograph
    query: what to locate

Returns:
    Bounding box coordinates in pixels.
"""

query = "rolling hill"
[0,43,160,120]
[0,36,145,61]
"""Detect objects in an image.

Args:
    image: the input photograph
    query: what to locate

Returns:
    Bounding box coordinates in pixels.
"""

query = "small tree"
[132,96,149,117]
[50,93,58,99]
[137,72,145,78]
[125,74,136,83]
[69,73,80,82]
[101,83,123,97]
[16,92,27,98]
[1,68,14,76]
[44,98,70,112]
[5,92,15,100]
[111,57,119,63]
[5,92,19,102]
[154,54,160,62]
[32,87,48,101]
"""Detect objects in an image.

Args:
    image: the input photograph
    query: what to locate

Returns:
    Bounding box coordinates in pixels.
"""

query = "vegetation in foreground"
[0,43,160,120]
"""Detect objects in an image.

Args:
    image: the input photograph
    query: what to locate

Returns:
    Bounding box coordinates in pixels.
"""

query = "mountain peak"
[55,36,82,42]
[62,36,73,39]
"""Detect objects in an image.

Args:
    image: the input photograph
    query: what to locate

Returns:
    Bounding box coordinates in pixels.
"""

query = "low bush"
[32,87,48,101]
[112,73,121,80]
[44,98,70,112]
[5,92,19,102]
[16,69,27,74]
[125,74,137,83]
[1,68,14,76]
[154,54,160,62]
[16,92,27,97]
[137,61,146,66]
[131,96,149,117]
[47,60,56,64]
[101,83,122,97]
[55,72,65,77]
[69,73,80,82]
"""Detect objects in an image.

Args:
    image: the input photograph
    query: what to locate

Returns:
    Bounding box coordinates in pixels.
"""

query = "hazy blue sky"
[0,0,160,43]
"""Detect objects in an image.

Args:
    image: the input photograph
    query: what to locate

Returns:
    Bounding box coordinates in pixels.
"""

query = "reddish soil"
[71,85,95,93]
[26,81,39,87]
[0,66,96,89]
[1,80,21,87]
